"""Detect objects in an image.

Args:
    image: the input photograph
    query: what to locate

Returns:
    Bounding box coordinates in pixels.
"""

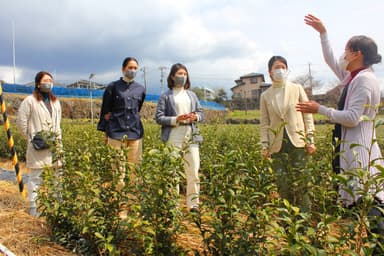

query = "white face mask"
[272,68,288,82]
[338,53,349,71]
[39,83,53,93]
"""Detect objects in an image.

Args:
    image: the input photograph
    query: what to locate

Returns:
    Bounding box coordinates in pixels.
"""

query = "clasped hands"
[176,112,198,124]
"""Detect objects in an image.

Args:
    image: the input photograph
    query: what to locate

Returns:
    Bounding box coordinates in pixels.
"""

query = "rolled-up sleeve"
[97,85,113,131]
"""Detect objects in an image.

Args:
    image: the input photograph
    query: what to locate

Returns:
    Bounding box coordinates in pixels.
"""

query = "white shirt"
[173,87,191,115]
[271,81,285,114]
[168,87,192,143]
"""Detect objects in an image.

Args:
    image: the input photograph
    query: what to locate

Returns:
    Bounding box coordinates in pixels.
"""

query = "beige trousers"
[107,138,142,164]
[107,138,142,189]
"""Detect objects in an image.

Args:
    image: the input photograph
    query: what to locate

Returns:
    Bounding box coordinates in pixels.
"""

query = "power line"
[12,21,16,85]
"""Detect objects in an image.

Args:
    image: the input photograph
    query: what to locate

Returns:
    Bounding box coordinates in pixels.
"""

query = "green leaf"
[95,232,104,239]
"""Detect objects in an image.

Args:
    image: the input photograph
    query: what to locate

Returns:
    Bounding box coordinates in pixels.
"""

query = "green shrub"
[35,120,384,255]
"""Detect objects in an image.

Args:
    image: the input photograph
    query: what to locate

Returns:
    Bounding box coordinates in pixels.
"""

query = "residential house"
[231,72,270,109]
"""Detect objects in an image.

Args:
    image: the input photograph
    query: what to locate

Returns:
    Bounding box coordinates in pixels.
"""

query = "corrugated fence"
[2,83,226,110]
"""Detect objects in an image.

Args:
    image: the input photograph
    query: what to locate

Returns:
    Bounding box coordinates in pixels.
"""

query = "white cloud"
[1,0,384,95]
[0,66,25,84]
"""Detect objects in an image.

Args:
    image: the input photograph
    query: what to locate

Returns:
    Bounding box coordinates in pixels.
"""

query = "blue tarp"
[2,83,226,110]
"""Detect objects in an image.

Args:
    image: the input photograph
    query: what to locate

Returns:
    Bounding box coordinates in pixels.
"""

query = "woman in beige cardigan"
[260,56,316,211]
[297,14,384,207]
[17,71,62,216]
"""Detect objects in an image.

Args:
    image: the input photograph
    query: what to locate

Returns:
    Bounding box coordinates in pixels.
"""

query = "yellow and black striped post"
[0,82,25,196]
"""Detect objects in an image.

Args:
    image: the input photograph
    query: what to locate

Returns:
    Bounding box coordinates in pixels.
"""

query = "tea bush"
[9,119,384,255]
[0,123,27,161]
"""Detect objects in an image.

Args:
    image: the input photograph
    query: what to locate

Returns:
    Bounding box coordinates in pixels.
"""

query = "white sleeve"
[320,32,349,81]
[16,97,31,139]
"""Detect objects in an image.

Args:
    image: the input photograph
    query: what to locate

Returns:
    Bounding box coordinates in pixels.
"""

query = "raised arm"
[305,14,349,81]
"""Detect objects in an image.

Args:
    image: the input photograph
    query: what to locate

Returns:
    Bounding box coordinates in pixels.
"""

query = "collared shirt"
[97,78,146,140]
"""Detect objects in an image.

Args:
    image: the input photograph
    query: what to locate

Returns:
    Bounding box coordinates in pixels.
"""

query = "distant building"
[203,87,215,100]
[230,73,269,110]
[231,73,266,100]
[66,79,105,89]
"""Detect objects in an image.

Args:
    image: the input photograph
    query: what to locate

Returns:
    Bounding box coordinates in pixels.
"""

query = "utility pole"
[140,66,147,90]
[12,21,16,85]
[89,73,95,125]
[308,62,313,88]
[159,66,167,94]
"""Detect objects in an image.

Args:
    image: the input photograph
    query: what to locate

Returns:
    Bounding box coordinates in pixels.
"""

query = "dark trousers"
[272,130,310,212]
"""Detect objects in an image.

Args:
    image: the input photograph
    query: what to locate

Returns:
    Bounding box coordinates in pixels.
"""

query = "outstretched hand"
[296,101,320,114]
[304,14,326,35]
[306,144,316,155]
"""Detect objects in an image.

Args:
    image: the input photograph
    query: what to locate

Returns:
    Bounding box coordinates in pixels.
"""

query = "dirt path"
[0,159,75,256]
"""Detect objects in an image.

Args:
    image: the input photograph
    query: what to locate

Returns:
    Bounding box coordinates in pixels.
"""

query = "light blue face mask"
[124,69,137,79]
[174,76,187,87]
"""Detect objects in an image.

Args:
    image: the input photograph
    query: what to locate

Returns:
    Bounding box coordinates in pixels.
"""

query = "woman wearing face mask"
[16,71,62,217]
[155,63,203,213]
[98,57,146,165]
[260,56,315,211]
[296,14,384,207]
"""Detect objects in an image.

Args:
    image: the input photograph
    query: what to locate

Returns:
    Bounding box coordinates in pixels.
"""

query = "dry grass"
[0,160,75,256]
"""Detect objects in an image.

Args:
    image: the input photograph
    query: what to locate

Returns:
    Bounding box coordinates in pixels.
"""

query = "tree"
[213,88,228,104]
[292,74,322,90]
[191,87,205,100]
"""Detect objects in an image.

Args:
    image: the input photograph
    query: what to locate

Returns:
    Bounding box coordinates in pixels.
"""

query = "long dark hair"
[347,35,382,67]
[33,71,57,101]
[167,63,191,89]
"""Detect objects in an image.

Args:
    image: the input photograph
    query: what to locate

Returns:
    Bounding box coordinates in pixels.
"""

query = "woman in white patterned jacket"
[17,71,62,216]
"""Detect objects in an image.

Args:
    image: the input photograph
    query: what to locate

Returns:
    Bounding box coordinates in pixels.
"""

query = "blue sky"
[0,0,383,95]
